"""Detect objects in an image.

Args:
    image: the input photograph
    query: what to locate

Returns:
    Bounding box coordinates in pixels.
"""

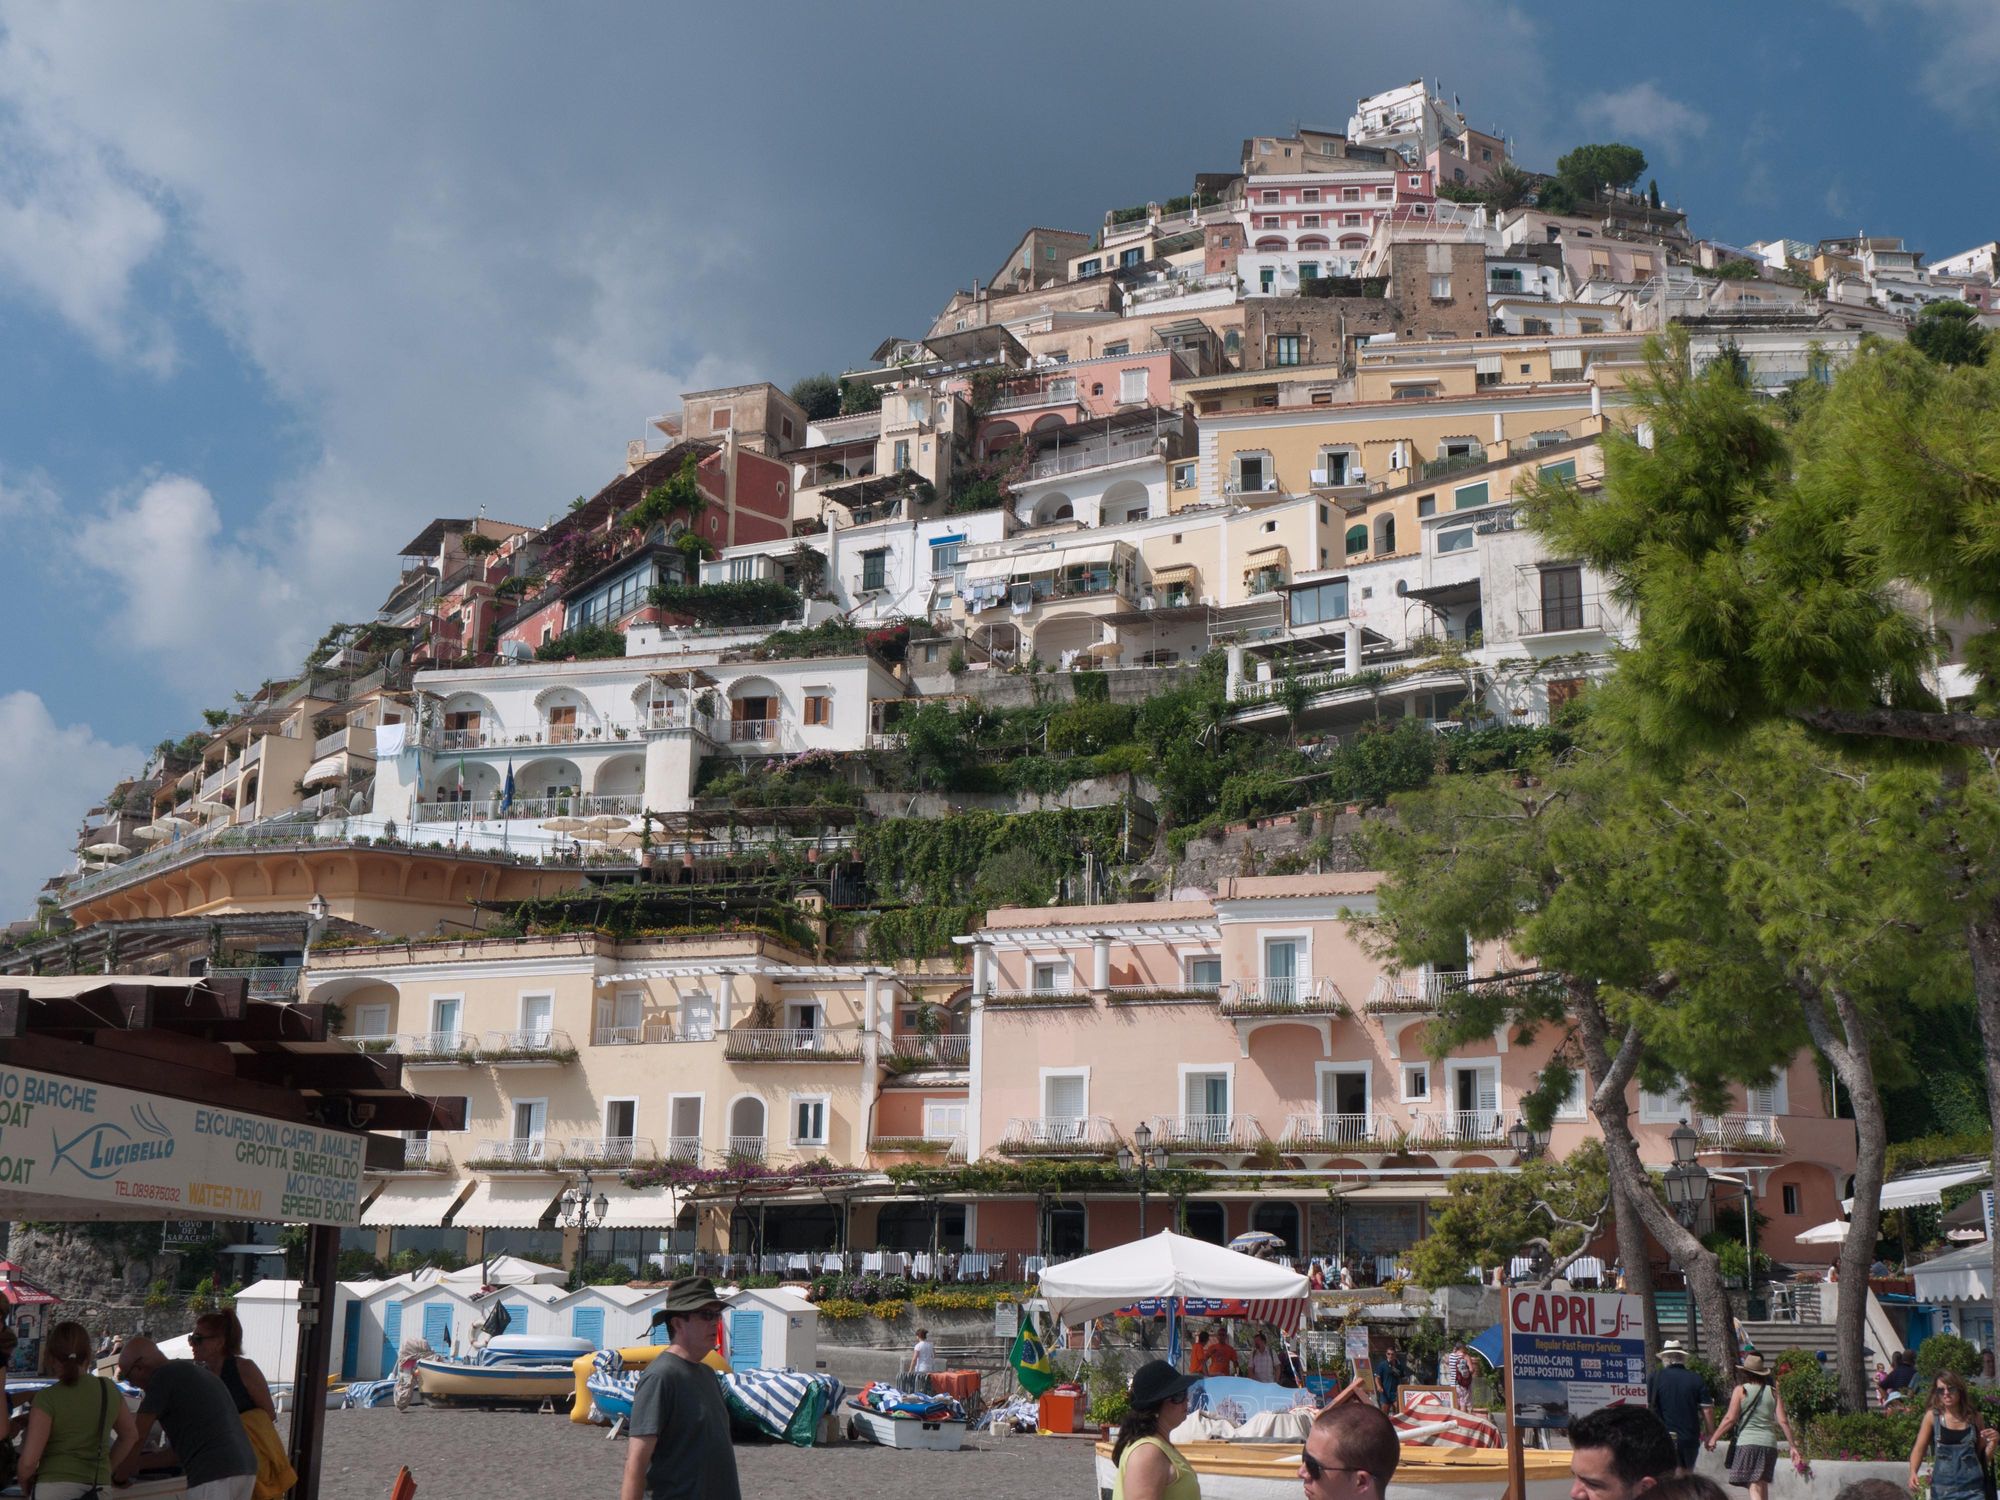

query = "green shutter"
[1454,481,1489,510]
[1539,459,1577,482]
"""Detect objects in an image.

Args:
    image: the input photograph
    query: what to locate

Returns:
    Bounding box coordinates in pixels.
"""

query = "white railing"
[208,965,302,1001]
[1285,1113,1399,1147]
[1365,971,1471,1011]
[728,718,779,743]
[399,1137,446,1168]
[1220,977,1346,1013]
[987,985,1079,1004]
[566,1136,654,1164]
[999,1116,1118,1153]
[480,1028,575,1058]
[410,793,643,824]
[722,1028,863,1061]
[592,1025,645,1046]
[646,1019,714,1044]
[479,1137,552,1164]
[1697,1113,1786,1151]
[725,1135,767,1163]
[397,1031,476,1062]
[201,767,228,797]
[665,1136,703,1164]
[243,739,265,768]
[883,1034,971,1069]
[1024,432,1168,481]
[1149,1114,1266,1151]
[988,382,1078,413]
[1411,1109,1508,1145]
[439,728,489,750]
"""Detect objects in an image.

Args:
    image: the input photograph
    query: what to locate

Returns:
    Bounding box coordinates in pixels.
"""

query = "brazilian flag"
[1011,1311,1055,1397]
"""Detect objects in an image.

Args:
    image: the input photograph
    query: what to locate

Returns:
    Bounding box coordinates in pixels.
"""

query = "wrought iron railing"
[1364,971,1471,1012]
[722,1028,864,1062]
[1284,1113,1401,1147]
[882,1033,971,1069]
[1148,1114,1266,1151]
[396,1031,477,1062]
[1220,977,1347,1014]
[997,1116,1119,1154]
[565,1136,655,1164]
[1696,1113,1786,1152]
[208,965,302,1001]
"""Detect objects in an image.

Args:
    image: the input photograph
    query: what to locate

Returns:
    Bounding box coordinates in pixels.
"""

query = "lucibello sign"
[0,1064,365,1227]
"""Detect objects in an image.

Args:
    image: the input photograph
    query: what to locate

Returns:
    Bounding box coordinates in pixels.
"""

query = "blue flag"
[501,758,515,814]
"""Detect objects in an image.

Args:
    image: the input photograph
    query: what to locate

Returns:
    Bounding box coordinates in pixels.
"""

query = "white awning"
[1846,1164,1991,1213]
[1332,1183,1451,1201]
[597,1184,684,1230]
[361,1178,473,1228]
[1474,355,1504,375]
[300,754,347,788]
[1047,541,1120,571]
[961,557,1017,585]
[1,976,207,999]
[1550,348,1586,371]
[454,1179,564,1229]
[1912,1241,1995,1305]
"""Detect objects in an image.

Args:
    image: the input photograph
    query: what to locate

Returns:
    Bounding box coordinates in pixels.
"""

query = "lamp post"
[1507,1117,1535,1158]
[1664,1123,1712,1230]
[301,892,330,997]
[559,1167,613,1288]
[1117,1121,1167,1239]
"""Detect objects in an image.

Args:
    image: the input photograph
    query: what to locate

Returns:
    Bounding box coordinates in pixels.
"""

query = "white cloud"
[0,465,58,520]
[1576,82,1709,158]
[0,693,142,923]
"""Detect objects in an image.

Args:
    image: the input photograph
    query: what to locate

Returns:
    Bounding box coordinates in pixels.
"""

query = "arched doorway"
[728,1096,767,1160]
[1252,1202,1301,1256]
[1182,1202,1226,1245]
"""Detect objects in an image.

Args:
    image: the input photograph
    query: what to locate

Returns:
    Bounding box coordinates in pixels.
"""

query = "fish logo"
[51,1104,175,1181]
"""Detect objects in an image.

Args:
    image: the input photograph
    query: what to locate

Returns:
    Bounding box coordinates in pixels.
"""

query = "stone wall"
[1156,804,1383,893]
[861,774,1158,822]
[906,664,1203,708]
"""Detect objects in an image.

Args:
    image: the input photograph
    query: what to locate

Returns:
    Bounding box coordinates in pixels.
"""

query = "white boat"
[848,1403,967,1451]
[1092,1439,1576,1500]
[481,1333,595,1365]
[416,1356,578,1406]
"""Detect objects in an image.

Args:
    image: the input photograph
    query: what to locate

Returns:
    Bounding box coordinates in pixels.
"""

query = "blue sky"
[0,0,1994,918]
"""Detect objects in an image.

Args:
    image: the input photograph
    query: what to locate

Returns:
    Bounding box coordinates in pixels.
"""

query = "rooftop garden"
[649,578,801,627]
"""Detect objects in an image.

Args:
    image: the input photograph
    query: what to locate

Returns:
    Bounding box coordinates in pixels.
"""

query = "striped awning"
[454,1179,563,1229]
[596,1184,684,1229]
[361,1178,472,1228]
[300,754,347,788]
[1550,348,1585,371]
[1150,563,1199,584]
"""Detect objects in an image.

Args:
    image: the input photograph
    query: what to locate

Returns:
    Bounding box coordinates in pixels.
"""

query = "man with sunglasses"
[1301,1397,1402,1500]
[621,1277,739,1500]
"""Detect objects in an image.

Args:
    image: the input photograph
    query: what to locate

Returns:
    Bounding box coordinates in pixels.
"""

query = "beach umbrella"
[543,817,588,833]
[156,813,194,830]
[1228,1230,1287,1256]
[81,843,130,859]
[133,823,170,842]
[1795,1219,1849,1246]
[606,830,649,850]
[187,799,229,817]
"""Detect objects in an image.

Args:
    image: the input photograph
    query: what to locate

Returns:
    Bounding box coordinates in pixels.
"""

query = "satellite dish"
[387,648,406,671]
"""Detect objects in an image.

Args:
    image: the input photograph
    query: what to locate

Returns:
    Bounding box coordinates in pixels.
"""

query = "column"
[1344,623,1362,675]
[1092,937,1111,993]
[1226,643,1245,701]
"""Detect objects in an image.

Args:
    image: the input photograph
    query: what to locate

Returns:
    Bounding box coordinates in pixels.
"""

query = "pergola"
[0,974,467,1499]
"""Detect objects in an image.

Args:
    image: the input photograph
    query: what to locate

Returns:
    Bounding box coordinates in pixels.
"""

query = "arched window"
[1464,606,1483,643]
[1373,514,1396,554]
[1340,235,1368,250]
[1345,523,1369,556]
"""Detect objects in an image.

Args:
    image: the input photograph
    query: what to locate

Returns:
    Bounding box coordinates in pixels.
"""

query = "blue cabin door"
[381,1301,403,1379]
[341,1300,362,1380]
[505,1302,529,1336]
[730,1309,764,1370]
[571,1307,606,1347]
[423,1302,453,1354]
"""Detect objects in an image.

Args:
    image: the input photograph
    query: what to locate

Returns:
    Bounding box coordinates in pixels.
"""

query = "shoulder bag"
[1724,1385,1765,1470]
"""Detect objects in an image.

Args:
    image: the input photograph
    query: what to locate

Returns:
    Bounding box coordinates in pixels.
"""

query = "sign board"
[161,1219,214,1248]
[1505,1288,1646,1429]
[1983,1189,1994,1243]
[0,1064,366,1226]
[1345,1326,1374,1388]
[994,1300,1018,1339]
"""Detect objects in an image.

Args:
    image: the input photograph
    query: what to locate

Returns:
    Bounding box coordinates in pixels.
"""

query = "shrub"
[1685,1356,1725,1405]
[1800,1407,1923,1462]
[649,579,800,627]
[1089,1385,1132,1428]
[1090,743,1152,777]
[1917,1333,1981,1384]
[535,623,626,661]
[1047,702,1136,756]
[1776,1354,1841,1425]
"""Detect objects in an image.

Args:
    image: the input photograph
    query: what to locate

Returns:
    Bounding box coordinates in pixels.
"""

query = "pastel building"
[961,876,1857,1267]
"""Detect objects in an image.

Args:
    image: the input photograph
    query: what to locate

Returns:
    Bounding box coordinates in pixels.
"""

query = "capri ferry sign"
[0,1064,365,1226]
[1504,1288,1648,1429]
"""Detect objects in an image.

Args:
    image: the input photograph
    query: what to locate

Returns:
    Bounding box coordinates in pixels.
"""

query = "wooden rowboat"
[1093,1439,1576,1500]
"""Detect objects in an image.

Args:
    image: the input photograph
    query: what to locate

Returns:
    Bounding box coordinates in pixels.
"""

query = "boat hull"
[1094,1440,1574,1500]
[416,1357,578,1406]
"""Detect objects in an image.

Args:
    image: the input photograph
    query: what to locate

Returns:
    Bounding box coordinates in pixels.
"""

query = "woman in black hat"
[1111,1358,1203,1500]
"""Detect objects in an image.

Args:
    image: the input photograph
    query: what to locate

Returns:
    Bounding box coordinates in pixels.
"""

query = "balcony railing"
[725,1135,767,1163]
[646,1019,714,1044]
[396,1031,477,1063]
[1410,1109,1510,1146]
[1220,977,1347,1015]
[1365,971,1471,1012]
[1285,1113,1403,1148]
[1419,451,1487,481]
[397,1137,448,1170]
[665,1136,703,1164]
[201,767,228,797]
[1696,1113,1786,1152]
[565,1136,656,1165]
[425,721,652,752]
[998,1116,1119,1156]
[478,1137,553,1165]
[882,1033,971,1069]
[988,382,1079,413]
[243,739,265,769]
[1024,432,1171,482]
[409,793,644,824]
[592,1025,645,1046]
[1105,983,1223,1005]
[1517,598,1607,637]
[478,1028,577,1062]
[722,1028,864,1062]
[727,718,779,744]
[986,985,1083,1007]
[208,965,302,1001]
[1149,1114,1266,1151]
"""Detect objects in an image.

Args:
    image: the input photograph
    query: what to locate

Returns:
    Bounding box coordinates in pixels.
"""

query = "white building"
[1347,80,1469,162]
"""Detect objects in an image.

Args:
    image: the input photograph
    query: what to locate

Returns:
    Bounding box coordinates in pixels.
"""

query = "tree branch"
[1792,705,2000,749]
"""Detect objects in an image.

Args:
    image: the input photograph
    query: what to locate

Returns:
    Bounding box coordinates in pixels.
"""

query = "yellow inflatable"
[570,1345,732,1421]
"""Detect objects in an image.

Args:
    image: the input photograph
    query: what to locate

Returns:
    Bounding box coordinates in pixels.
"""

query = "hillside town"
[3,75,1998,1500]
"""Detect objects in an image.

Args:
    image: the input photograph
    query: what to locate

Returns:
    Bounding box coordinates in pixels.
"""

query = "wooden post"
[287,1222,341,1500]
[1502,1303,1526,1500]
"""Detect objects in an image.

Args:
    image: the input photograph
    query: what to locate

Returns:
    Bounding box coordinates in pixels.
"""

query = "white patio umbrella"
[155,813,193,830]
[133,823,170,842]
[1038,1230,1309,1327]
[542,817,588,834]
[81,842,130,859]
[605,830,649,851]
[1795,1219,1849,1245]
[187,799,229,817]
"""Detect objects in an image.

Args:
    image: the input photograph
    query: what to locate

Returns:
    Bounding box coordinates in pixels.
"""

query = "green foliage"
[1917,1333,1981,1384]
[858,807,1125,907]
[745,619,864,661]
[1686,1357,1725,1405]
[622,455,709,534]
[1886,1130,1993,1176]
[459,532,503,556]
[860,904,983,963]
[1047,702,1136,756]
[201,707,230,729]
[1909,300,1990,368]
[1775,1349,1841,1424]
[1706,1237,1773,1283]
[1406,1141,1610,1288]
[1555,142,1648,196]
[1534,178,1578,215]
[885,1158,1210,1197]
[1435,181,1486,204]
[535,623,626,660]
[493,574,543,600]
[838,378,881,415]
[1694,259,1760,281]
[789,373,842,421]
[648,579,801,626]
[1800,1406,1926,1461]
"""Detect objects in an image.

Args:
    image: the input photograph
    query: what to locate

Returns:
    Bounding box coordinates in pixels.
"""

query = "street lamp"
[1117,1121,1166,1238]
[1668,1121,1699,1166]
[1507,1117,1534,1157]
[559,1167,613,1286]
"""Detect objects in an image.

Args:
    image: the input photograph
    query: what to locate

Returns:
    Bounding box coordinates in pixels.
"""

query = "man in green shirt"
[621,1277,739,1500]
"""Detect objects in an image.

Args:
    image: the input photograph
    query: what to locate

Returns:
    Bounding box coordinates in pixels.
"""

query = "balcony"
[989,381,1079,413]
[395,1031,477,1065]
[475,1028,578,1065]
[1365,971,1470,1013]
[1419,451,1487,481]
[1696,1113,1786,1154]
[391,1137,450,1172]
[1148,1115,1266,1152]
[997,1116,1119,1157]
[722,1028,864,1063]
[1219,977,1347,1016]
[475,1138,557,1170]
[564,1136,657,1166]
[1410,1109,1510,1147]
[728,718,779,744]
[1105,983,1223,1006]
[1285,1113,1403,1149]
[646,1019,715,1044]
[986,985,1086,1009]
[1517,598,1608,637]
[882,1033,971,1071]
[725,1135,767,1164]
[591,1024,646,1046]
[243,739,265,769]
[208,965,302,1002]
[1022,430,1169,483]
[409,793,644,824]
[201,766,229,798]
[665,1136,703,1164]
[427,721,650,753]
[870,1134,970,1161]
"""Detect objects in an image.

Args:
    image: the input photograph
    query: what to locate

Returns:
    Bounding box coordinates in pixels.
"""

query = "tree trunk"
[1793,975,1886,1413]
[1970,903,2000,1350]
[1610,1171,1662,1359]
[1572,986,1741,1383]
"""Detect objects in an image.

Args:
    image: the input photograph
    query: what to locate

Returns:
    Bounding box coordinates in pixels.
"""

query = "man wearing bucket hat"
[1646,1340,1712,1471]
[620,1277,739,1500]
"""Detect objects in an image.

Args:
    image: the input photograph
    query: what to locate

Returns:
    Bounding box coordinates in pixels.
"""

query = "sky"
[0,0,1995,920]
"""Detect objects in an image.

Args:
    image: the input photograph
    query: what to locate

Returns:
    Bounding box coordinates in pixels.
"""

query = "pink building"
[1239,168,1438,261]
[963,874,1854,1271]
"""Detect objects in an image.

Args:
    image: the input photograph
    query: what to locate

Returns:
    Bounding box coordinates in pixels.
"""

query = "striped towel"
[720,1369,847,1447]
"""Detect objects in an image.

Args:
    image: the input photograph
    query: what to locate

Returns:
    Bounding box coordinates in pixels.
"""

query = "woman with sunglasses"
[1907,1370,1998,1500]
[1112,1359,1202,1500]
[190,1311,294,1500]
